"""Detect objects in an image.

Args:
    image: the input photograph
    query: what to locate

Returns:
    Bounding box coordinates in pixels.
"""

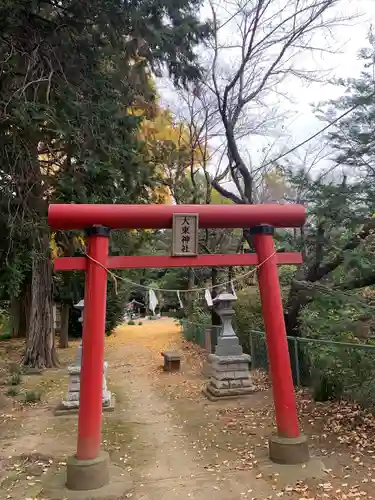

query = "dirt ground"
[0,318,374,500]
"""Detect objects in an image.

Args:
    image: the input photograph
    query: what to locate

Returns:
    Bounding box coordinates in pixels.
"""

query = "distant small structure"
[126,299,145,319]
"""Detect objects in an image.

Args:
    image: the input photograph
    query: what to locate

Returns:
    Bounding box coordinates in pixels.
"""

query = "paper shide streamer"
[148,289,158,315]
[205,288,213,307]
[177,290,183,309]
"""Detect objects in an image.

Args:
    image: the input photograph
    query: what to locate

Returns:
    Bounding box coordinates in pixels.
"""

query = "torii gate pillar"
[251,225,308,464]
[66,226,112,491]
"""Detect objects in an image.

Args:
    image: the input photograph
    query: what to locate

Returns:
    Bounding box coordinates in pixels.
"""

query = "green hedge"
[68,282,127,338]
[162,310,185,319]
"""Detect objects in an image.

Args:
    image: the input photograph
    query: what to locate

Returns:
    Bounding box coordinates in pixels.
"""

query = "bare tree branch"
[203,0,350,204]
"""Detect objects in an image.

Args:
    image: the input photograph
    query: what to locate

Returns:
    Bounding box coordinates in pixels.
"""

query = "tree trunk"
[10,296,25,338]
[227,266,234,293]
[10,282,31,338]
[186,268,195,317]
[59,304,70,348]
[23,231,58,368]
[284,284,303,337]
[211,268,218,314]
[210,268,221,350]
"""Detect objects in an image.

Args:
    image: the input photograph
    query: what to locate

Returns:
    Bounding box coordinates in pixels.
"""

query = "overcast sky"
[159,0,375,179]
[276,0,375,143]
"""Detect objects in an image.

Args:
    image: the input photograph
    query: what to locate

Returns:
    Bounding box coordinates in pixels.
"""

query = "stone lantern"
[203,293,255,400]
[54,299,113,415]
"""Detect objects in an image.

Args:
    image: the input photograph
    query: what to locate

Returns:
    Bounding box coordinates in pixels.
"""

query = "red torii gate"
[49,203,308,492]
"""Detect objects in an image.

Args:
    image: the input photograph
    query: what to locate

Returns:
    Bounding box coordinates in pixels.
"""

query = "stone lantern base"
[54,344,115,416]
[204,353,256,400]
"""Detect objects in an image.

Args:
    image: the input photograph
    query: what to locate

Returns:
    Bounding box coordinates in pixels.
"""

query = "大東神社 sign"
[172,213,199,257]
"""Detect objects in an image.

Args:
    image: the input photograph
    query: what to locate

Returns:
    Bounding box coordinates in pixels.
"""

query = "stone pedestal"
[162,351,181,372]
[204,293,256,400]
[202,359,213,378]
[268,434,309,465]
[66,451,110,490]
[55,343,113,415]
[204,352,255,400]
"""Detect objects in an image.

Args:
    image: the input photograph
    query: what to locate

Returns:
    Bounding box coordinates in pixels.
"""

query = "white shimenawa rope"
[83,251,277,294]
[148,289,158,314]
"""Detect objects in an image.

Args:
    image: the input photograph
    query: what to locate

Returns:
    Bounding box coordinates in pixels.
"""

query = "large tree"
[0,0,210,367]
[284,34,375,339]
[177,0,374,337]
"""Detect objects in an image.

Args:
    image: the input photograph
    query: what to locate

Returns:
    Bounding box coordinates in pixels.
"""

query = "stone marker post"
[54,299,112,415]
[203,293,255,400]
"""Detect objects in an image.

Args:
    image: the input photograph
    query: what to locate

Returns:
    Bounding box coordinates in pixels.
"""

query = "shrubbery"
[181,281,375,407]
[299,294,375,406]
[68,307,82,338]
[105,281,128,334]
[306,340,375,406]
[68,280,128,338]
[0,304,10,340]
[162,310,185,319]
[234,287,264,355]
[179,301,210,346]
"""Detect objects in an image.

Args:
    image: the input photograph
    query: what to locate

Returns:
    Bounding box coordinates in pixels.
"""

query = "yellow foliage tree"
[50,233,85,260]
[129,96,208,204]
[262,167,291,203]
[211,189,233,205]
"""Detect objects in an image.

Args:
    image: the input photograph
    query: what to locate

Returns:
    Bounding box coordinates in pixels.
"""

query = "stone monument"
[203,292,256,400]
[54,299,113,415]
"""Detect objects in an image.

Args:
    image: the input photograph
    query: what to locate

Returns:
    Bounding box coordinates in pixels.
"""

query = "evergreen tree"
[322,32,375,185]
[0,0,210,367]
[279,34,375,344]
